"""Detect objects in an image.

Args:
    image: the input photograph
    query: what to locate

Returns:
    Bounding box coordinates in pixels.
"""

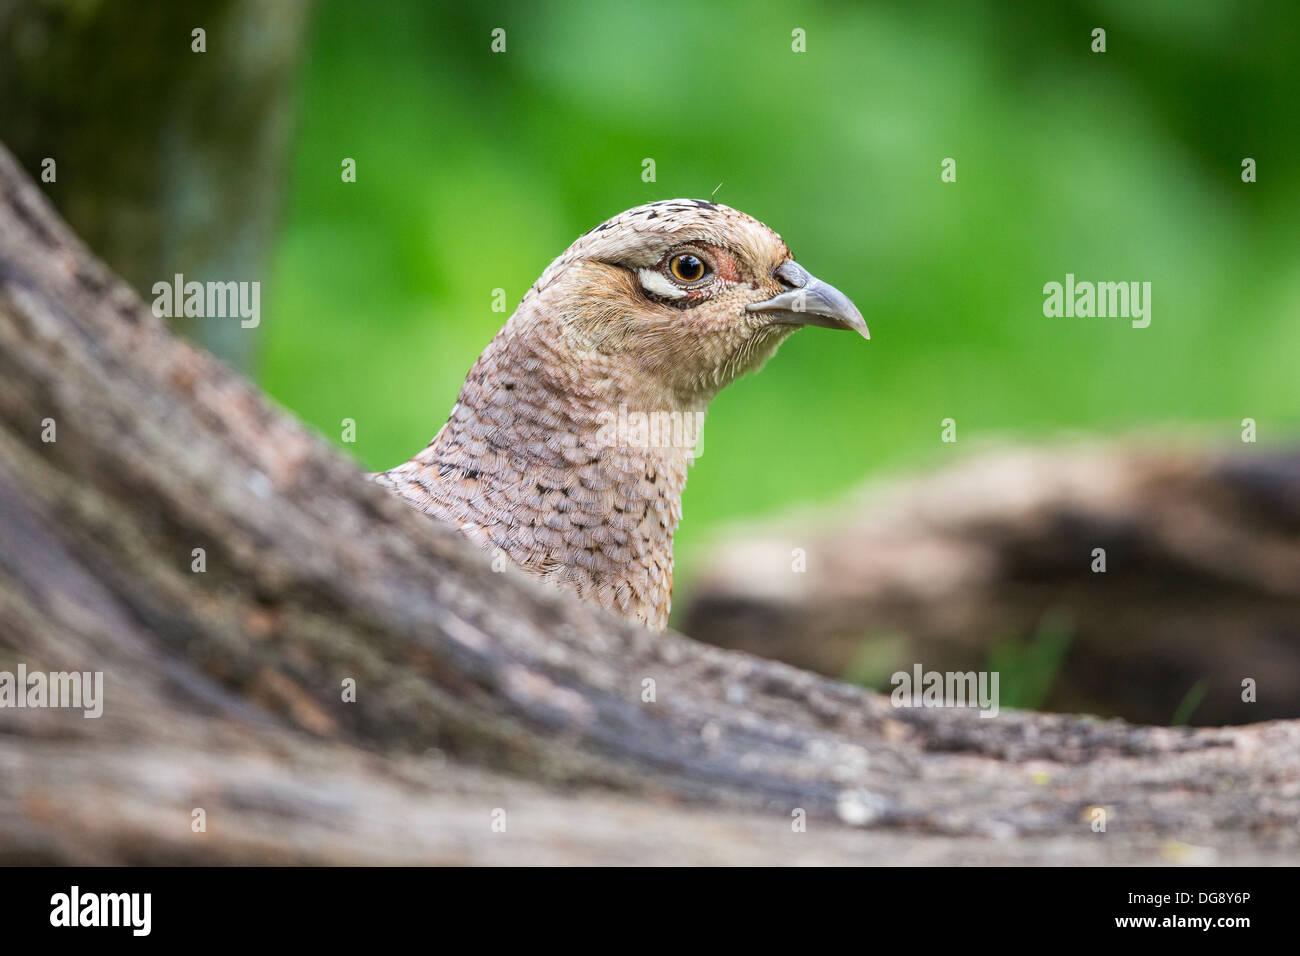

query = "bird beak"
[745,260,869,339]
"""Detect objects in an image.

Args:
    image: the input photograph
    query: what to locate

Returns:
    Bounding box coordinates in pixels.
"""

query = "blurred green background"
[258,0,1299,612]
[256,0,1300,613]
[2,0,1294,630]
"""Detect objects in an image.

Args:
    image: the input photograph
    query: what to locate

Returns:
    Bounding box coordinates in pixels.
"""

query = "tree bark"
[0,143,1296,864]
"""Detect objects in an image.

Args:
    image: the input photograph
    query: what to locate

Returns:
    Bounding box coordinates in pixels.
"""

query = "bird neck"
[434,327,706,466]
[397,326,701,630]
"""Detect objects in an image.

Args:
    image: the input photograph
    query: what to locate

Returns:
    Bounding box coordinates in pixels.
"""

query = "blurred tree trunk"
[1,143,1297,864]
[0,0,310,372]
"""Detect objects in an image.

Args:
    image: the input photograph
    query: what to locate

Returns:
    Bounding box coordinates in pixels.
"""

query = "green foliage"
[987,620,1073,711]
[1171,680,1208,726]
[260,0,1300,607]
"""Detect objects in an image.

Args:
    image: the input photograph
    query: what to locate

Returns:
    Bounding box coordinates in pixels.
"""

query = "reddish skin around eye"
[658,245,742,286]
[703,245,742,283]
[679,245,742,304]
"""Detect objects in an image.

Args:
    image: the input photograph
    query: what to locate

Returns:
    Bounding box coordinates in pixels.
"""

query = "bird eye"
[668,253,708,284]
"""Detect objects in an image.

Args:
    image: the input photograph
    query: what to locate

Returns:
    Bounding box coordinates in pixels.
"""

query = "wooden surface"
[681,443,1300,726]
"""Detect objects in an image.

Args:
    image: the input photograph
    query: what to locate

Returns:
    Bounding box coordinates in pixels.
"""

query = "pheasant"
[376,199,867,631]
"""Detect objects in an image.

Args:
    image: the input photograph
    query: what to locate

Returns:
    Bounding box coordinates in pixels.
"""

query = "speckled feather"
[376,200,810,631]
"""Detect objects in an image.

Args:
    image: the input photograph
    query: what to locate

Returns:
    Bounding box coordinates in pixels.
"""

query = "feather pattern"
[375,200,849,631]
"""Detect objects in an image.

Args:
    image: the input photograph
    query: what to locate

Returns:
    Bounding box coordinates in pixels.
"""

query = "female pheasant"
[376,200,867,631]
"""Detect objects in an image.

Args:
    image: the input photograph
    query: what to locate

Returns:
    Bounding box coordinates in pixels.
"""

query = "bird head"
[522,199,868,404]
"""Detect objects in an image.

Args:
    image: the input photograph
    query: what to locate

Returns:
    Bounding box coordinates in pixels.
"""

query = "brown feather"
[376,200,811,631]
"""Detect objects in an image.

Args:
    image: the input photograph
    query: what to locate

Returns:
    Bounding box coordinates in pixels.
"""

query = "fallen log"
[680,443,1300,727]
[0,142,1296,864]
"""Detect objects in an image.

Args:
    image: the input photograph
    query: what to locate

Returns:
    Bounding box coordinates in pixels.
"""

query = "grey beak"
[745,260,869,339]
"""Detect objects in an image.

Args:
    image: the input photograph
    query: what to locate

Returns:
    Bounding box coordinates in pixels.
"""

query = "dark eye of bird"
[669,253,707,283]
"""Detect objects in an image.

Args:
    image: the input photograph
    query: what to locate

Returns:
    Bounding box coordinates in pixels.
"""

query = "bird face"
[531,200,867,403]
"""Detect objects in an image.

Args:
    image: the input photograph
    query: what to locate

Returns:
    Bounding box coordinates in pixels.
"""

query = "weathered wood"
[0,143,1296,864]
[682,444,1300,727]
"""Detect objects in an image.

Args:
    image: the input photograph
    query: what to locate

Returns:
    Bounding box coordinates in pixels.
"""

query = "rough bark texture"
[681,443,1300,727]
[0,144,1296,864]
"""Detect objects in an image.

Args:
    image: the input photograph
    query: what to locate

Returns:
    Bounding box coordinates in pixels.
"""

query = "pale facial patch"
[637,268,688,300]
